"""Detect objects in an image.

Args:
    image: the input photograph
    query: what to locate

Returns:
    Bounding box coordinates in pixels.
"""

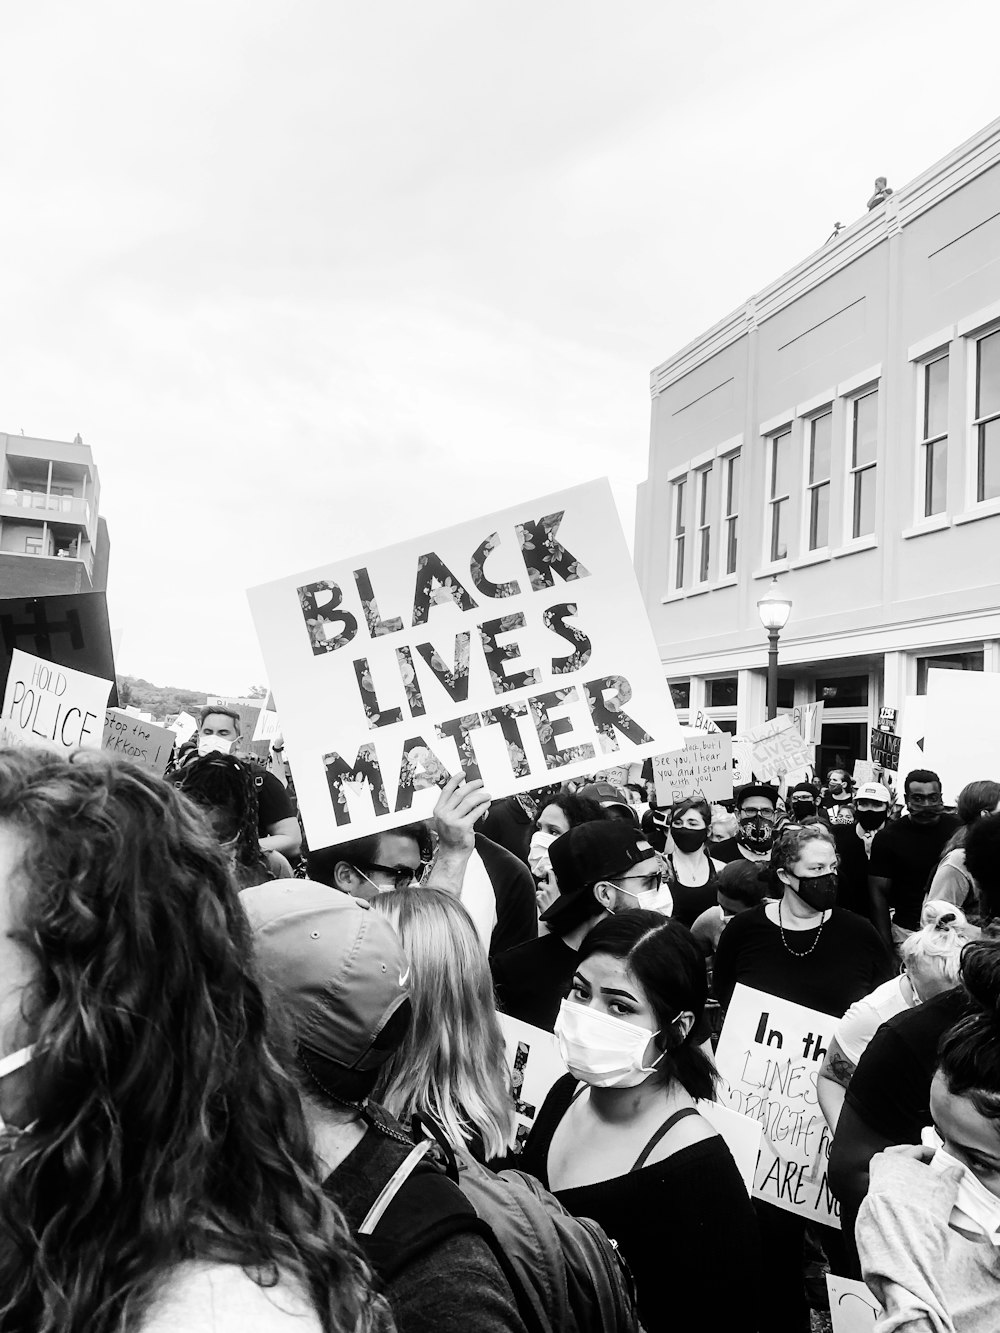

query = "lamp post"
[757,578,793,720]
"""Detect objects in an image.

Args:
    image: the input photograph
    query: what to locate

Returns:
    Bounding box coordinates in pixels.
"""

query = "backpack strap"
[358,1139,434,1234]
[630,1106,702,1172]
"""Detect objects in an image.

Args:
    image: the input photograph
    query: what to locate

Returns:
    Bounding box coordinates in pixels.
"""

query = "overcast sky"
[2,1,999,694]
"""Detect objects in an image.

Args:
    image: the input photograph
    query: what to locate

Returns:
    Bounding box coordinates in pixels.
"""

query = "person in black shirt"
[868,768,961,949]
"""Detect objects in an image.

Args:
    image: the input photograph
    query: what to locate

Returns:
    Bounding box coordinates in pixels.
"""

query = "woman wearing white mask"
[518,912,760,1332]
[664,796,726,928]
[858,939,1000,1332]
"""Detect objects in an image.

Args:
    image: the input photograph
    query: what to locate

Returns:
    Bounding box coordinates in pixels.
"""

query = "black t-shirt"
[868,814,961,930]
[476,833,537,959]
[712,903,891,1016]
[490,933,579,1032]
[710,837,771,867]
[666,854,719,928]
[833,823,875,919]
[843,987,970,1142]
[477,795,534,866]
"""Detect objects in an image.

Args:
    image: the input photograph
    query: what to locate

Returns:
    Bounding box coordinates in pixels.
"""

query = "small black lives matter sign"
[0,593,119,709]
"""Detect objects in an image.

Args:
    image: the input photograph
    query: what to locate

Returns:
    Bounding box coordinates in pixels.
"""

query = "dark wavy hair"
[173,752,271,888]
[536,790,608,830]
[577,910,717,1101]
[0,749,381,1333]
[938,939,1000,1121]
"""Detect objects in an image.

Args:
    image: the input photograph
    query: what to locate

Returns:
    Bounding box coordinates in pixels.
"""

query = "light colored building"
[634,116,1000,778]
[0,433,110,596]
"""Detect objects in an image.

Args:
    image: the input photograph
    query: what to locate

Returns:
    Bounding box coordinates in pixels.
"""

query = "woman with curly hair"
[371,886,514,1163]
[0,748,386,1333]
[173,751,293,887]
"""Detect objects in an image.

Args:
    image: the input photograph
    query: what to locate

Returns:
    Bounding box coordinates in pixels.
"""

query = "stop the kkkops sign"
[248,478,683,849]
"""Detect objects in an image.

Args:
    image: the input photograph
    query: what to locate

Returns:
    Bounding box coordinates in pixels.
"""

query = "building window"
[776,677,795,710]
[815,674,869,706]
[696,466,712,582]
[24,536,43,555]
[974,330,1000,503]
[850,389,878,538]
[768,430,791,562]
[672,479,686,589]
[807,411,832,550]
[920,356,948,517]
[669,681,691,710]
[723,452,739,575]
[916,650,984,695]
[706,677,738,708]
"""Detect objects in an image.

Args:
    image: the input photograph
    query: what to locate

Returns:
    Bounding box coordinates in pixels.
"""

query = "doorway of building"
[816,724,868,783]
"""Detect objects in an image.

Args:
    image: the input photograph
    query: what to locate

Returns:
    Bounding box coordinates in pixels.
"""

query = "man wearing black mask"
[713,783,779,864]
[784,781,828,827]
[832,781,891,919]
[868,769,959,951]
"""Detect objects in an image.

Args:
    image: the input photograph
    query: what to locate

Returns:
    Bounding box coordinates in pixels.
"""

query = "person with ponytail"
[0,749,385,1333]
[857,939,1000,1331]
[518,911,760,1332]
[926,779,1000,916]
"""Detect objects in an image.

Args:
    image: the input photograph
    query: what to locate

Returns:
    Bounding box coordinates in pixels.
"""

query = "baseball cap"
[736,783,779,809]
[576,781,635,821]
[240,879,411,1098]
[788,782,820,801]
[541,822,656,931]
[855,782,892,804]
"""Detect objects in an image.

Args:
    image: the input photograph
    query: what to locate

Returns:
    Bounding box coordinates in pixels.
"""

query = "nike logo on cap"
[398,967,410,986]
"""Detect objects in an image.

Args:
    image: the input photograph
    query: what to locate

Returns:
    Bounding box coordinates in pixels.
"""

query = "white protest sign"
[747,716,811,784]
[852,760,877,787]
[248,479,683,848]
[0,649,112,753]
[896,694,927,786]
[923,669,1000,804]
[252,708,281,743]
[169,710,198,744]
[715,984,840,1227]
[500,1014,569,1154]
[825,1275,880,1333]
[698,1100,762,1193]
[732,735,753,787]
[691,709,722,734]
[652,733,733,805]
[779,701,824,746]
[102,708,174,775]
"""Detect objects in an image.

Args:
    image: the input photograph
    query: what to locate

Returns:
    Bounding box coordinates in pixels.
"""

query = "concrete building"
[634,116,1000,778]
[0,433,110,596]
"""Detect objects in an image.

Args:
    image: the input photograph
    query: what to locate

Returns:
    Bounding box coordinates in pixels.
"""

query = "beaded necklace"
[778,899,828,957]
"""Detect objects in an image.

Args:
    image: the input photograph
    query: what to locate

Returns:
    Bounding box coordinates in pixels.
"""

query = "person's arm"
[817,1035,857,1133]
[868,874,893,951]
[391,1230,528,1333]
[260,817,302,858]
[427,775,493,893]
[925,856,971,909]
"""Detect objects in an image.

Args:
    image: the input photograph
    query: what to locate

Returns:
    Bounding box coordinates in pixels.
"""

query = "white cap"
[855,782,892,804]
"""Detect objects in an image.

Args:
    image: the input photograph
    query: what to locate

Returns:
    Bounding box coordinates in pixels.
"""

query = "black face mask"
[791,871,838,911]
[856,809,887,832]
[738,814,774,853]
[672,826,708,854]
[790,800,817,820]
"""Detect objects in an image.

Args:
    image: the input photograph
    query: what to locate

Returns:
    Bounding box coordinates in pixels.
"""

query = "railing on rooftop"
[1,489,91,523]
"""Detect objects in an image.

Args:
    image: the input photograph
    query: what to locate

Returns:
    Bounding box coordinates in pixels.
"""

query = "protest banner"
[825,1275,880,1333]
[169,710,198,744]
[878,707,897,734]
[715,984,841,1227]
[923,668,1000,804]
[252,707,281,743]
[652,732,733,805]
[779,702,824,746]
[499,1014,568,1153]
[732,735,753,787]
[869,728,901,772]
[0,591,118,707]
[852,760,876,787]
[102,708,174,775]
[896,694,927,786]
[747,716,811,784]
[691,708,722,734]
[0,648,112,753]
[697,1101,762,1193]
[247,479,684,849]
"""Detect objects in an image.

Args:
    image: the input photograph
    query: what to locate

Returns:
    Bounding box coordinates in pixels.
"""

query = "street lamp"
[757,577,793,720]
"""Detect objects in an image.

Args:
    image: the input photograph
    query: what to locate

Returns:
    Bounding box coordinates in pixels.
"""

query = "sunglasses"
[353,862,420,891]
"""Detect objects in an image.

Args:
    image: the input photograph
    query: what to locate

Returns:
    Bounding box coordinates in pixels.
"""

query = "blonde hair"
[903,901,980,986]
[371,886,514,1161]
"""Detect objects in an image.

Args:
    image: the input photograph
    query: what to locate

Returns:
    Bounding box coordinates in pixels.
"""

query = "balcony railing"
[1,489,91,523]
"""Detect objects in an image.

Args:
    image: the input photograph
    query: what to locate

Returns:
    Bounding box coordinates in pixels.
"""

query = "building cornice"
[650,115,1000,398]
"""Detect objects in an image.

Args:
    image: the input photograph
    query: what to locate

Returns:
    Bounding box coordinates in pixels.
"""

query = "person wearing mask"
[372,887,515,1165]
[832,781,893,919]
[526,788,607,902]
[664,796,725,927]
[817,903,977,1132]
[868,769,962,952]
[172,705,302,860]
[0,749,384,1333]
[242,880,525,1333]
[518,912,761,1333]
[856,939,1000,1331]
[783,781,827,827]
[712,824,891,1331]
[690,859,770,962]
[822,768,857,826]
[491,821,669,1032]
[174,752,293,887]
[926,779,1000,916]
[711,783,780,865]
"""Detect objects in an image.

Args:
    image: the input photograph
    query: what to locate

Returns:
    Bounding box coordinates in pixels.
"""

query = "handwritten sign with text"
[248,480,683,848]
[102,708,174,775]
[652,732,733,806]
[715,985,841,1227]
[748,716,811,783]
[0,649,112,753]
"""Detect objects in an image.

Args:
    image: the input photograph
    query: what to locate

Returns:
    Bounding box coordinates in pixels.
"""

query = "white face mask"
[922,1125,1000,1244]
[0,1045,34,1133]
[611,881,674,917]
[198,735,234,757]
[528,829,557,880]
[554,998,664,1089]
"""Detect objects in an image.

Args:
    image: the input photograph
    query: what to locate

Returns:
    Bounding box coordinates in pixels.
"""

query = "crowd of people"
[1,702,1000,1331]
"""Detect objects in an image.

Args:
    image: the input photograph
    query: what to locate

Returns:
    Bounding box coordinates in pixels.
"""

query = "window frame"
[766,428,792,564]
[671,475,688,592]
[720,448,740,578]
[971,326,1000,507]
[846,386,878,541]
[804,408,833,553]
[24,535,43,555]
[695,463,713,585]
[916,353,949,520]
